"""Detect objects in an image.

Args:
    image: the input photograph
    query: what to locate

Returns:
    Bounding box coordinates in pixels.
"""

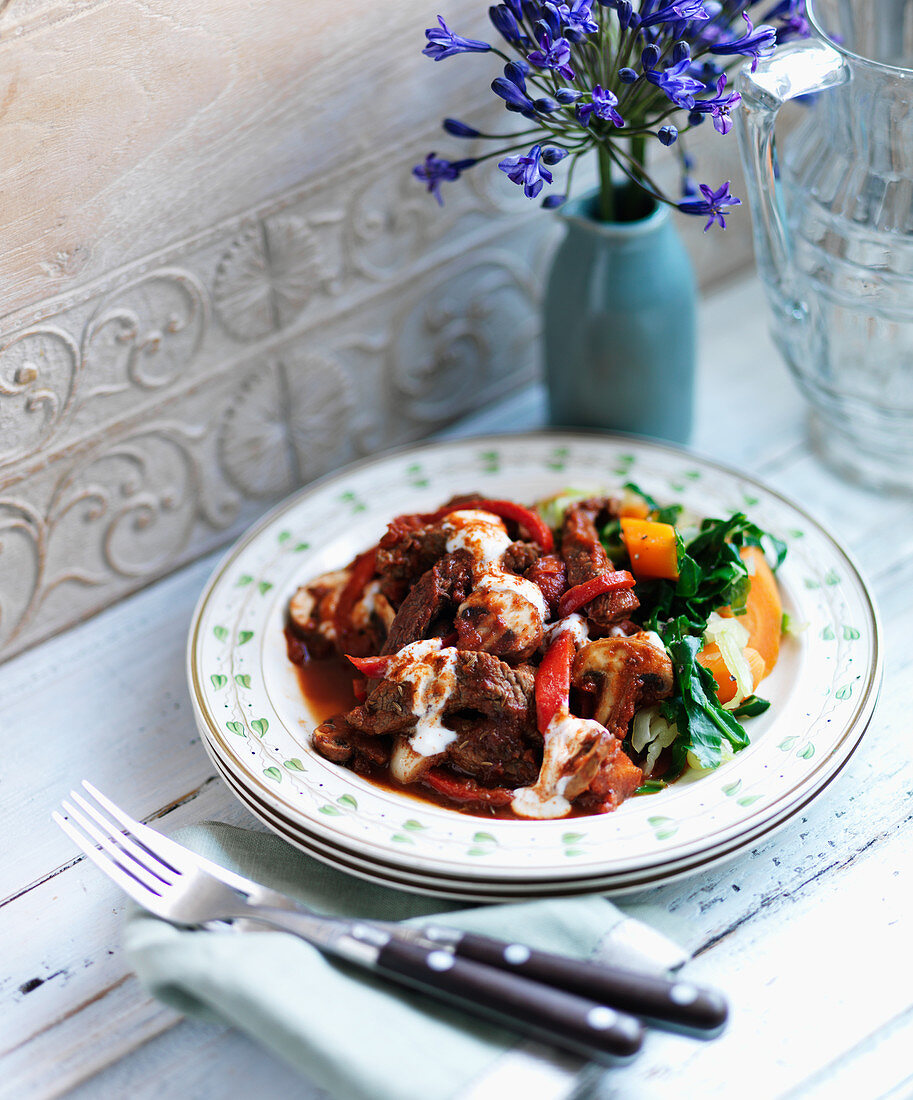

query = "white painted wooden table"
[2,274,909,1100]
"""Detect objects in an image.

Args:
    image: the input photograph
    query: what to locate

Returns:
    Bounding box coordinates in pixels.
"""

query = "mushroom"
[571,632,674,737]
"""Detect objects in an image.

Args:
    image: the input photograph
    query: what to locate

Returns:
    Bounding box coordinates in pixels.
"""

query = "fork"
[54,787,644,1065]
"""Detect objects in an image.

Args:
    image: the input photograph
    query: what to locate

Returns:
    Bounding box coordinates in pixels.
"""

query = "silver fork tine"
[52,811,162,908]
[81,779,181,875]
[68,789,175,885]
[61,798,167,894]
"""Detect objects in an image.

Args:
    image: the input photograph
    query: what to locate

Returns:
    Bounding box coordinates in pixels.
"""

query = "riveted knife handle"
[375,937,644,1065]
[449,932,728,1036]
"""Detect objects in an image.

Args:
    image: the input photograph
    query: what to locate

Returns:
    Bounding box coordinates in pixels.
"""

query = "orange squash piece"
[620,517,679,580]
[698,643,766,704]
[736,546,783,675]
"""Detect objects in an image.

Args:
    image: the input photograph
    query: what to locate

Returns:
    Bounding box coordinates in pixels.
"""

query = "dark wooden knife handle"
[375,938,644,1065]
[451,932,728,1036]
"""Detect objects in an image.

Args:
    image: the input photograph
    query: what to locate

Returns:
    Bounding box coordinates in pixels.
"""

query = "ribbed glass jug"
[736,0,913,492]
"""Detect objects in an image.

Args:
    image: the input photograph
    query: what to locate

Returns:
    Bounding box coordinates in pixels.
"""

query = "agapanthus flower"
[576,85,625,127]
[548,0,599,38]
[709,12,777,71]
[768,0,810,42]
[528,29,576,79]
[679,180,742,230]
[658,124,678,146]
[412,153,477,204]
[689,73,741,135]
[423,16,491,60]
[646,56,707,109]
[498,143,554,198]
[640,0,709,28]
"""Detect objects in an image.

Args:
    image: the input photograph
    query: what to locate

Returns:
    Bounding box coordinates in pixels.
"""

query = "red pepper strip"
[423,768,514,807]
[426,498,554,553]
[557,570,636,619]
[333,550,377,648]
[346,653,393,678]
[535,630,575,735]
[352,678,368,703]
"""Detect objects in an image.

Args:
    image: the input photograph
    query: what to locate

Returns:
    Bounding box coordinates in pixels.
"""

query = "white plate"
[188,432,882,887]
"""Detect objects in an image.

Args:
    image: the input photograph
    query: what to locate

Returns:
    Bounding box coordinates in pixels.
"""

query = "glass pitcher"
[736,0,913,492]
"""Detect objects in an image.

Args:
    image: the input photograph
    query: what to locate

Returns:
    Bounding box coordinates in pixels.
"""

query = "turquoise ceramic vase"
[543,190,697,444]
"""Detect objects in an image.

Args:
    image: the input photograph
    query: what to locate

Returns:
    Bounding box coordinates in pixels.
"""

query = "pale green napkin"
[125,823,687,1100]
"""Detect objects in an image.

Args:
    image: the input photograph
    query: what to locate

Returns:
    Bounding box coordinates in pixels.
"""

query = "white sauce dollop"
[510,711,607,820]
[379,638,459,758]
[444,510,548,636]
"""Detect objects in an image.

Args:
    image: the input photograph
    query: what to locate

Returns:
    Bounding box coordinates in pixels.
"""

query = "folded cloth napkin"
[125,823,689,1100]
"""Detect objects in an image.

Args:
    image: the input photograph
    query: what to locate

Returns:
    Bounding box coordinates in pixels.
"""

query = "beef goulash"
[285,491,785,820]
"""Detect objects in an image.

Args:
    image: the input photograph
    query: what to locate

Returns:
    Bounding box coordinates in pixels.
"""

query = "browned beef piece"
[380,550,473,654]
[346,651,536,770]
[525,553,568,616]
[448,653,535,717]
[502,540,539,574]
[447,719,541,787]
[312,715,390,771]
[375,520,449,607]
[573,742,643,814]
[561,502,639,625]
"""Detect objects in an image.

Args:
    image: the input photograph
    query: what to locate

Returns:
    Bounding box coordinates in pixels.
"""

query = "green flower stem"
[597,141,615,222]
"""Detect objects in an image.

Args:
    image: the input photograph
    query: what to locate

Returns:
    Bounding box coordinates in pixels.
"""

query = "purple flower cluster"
[413,1,809,226]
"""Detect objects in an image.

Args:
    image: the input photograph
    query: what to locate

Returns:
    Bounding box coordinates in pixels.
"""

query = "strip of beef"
[561,501,639,626]
[381,550,473,654]
[525,553,568,616]
[375,519,448,607]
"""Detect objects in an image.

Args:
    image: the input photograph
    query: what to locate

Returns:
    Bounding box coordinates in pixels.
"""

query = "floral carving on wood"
[218,348,354,498]
[212,216,322,341]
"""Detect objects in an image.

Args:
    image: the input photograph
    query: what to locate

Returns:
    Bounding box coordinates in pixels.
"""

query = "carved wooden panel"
[0,0,753,661]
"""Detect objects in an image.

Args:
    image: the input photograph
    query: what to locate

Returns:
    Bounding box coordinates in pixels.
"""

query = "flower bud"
[541,146,569,164]
[658,125,678,146]
[443,118,482,138]
[618,66,638,83]
[641,44,661,69]
[672,41,691,64]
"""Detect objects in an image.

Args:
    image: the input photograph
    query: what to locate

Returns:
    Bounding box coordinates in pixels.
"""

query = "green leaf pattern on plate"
[283,758,305,771]
[238,630,254,645]
[235,673,251,689]
[264,767,282,783]
[250,718,269,737]
[210,674,227,690]
[226,721,245,736]
[213,626,228,642]
[337,794,358,810]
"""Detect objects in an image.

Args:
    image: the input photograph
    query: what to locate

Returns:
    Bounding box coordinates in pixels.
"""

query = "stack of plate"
[187,433,881,902]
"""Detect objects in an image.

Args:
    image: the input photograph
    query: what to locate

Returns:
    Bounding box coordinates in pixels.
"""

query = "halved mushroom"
[571,632,674,737]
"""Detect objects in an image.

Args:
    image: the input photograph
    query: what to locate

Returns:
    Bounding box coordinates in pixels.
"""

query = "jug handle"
[735,39,849,317]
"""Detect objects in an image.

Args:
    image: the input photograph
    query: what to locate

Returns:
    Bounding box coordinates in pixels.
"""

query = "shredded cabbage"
[687,741,736,773]
[631,705,679,776]
[703,612,753,710]
[534,489,593,532]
